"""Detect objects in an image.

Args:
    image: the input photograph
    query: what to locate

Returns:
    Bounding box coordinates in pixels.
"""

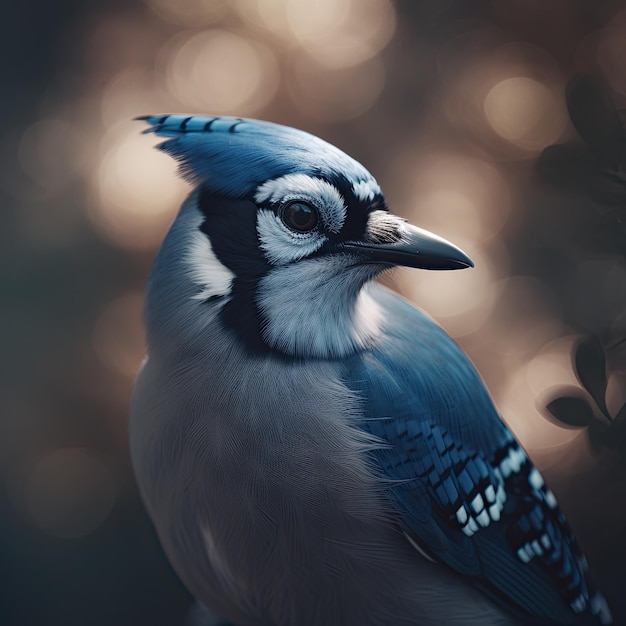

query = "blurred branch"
[537,73,626,255]
[538,74,626,458]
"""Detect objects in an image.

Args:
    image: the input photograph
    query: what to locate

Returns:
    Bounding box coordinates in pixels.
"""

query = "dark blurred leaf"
[546,394,596,427]
[606,315,626,374]
[536,145,626,207]
[565,74,626,167]
[575,335,609,417]
[610,404,626,453]
[587,420,611,454]
[536,143,597,189]
[616,402,626,423]
[592,171,626,206]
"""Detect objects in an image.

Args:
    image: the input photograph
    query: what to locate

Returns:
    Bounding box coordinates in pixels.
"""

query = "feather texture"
[132,115,612,625]
[140,114,378,199]
[344,286,610,625]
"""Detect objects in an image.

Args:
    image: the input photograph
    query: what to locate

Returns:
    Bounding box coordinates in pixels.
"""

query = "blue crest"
[139,114,375,198]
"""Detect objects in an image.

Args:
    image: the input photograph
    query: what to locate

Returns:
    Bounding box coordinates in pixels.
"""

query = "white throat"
[256,257,384,358]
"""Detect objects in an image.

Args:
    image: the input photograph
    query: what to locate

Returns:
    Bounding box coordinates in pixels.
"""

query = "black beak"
[341,223,473,270]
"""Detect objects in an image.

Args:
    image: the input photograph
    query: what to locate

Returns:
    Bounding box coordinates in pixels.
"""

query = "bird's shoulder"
[340,284,610,625]
[345,283,506,451]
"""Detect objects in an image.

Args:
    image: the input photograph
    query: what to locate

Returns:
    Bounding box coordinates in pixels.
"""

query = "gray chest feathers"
[131,341,517,626]
[130,345,398,617]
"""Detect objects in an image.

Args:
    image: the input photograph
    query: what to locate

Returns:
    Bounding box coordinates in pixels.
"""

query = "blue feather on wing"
[344,285,611,625]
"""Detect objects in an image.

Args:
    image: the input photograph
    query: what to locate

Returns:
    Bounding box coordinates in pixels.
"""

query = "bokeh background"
[2,0,626,624]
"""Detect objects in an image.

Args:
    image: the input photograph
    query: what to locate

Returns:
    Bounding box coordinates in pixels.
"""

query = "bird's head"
[140,115,472,359]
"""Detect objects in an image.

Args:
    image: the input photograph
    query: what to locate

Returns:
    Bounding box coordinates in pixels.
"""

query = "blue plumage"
[131,115,612,625]
[140,114,376,198]
[344,287,594,622]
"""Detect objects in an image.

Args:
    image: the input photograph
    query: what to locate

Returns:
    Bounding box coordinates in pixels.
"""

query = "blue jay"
[130,115,612,626]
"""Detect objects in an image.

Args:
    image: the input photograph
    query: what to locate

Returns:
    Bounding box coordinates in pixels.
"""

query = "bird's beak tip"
[341,222,474,271]
[451,254,474,270]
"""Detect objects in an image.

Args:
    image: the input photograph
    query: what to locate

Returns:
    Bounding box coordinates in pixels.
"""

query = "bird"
[130,114,613,626]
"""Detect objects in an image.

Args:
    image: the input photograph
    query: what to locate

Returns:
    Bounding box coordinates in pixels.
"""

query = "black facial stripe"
[197,188,270,353]
[318,173,387,243]
[221,277,267,354]
[197,189,267,277]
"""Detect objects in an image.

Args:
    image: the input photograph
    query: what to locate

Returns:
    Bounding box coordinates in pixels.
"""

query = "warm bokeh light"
[495,332,603,477]
[7,1,626,622]
[288,55,385,122]
[525,336,582,398]
[91,123,187,250]
[144,0,229,26]
[162,29,280,114]
[484,77,566,152]
[606,372,626,418]
[23,449,116,538]
[406,155,511,246]
[497,364,584,466]
[393,154,513,337]
[439,35,566,158]
[101,67,165,128]
[93,292,146,378]
[398,246,505,338]
[286,0,396,69]
[234,0,395,69]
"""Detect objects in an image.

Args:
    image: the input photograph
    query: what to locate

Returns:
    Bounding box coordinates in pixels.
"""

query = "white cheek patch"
[352,178,382,202]
[256,209,327,265]
[254,173,346,234]
[186,229,235,300]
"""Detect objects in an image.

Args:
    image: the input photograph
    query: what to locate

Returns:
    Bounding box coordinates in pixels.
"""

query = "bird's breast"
[130,345,394,613]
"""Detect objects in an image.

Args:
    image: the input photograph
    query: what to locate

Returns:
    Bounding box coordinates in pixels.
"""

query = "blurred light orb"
[417,190,485,245]
[484,77,565,152]
[525,335,582,397]
[286,0,396,69]
[399,246,503,338]
[497,364,581,462]
[408,155,511,245]
[164,30,279,114]
[25,449,116,539]
[93,292,146,378]
[235,0,395,68]
[145,0,230,26]
[288,55,385,122]
[101,67,162,128]
[93,125,186,250]
[606,373,626,418]
[234,0,292,37]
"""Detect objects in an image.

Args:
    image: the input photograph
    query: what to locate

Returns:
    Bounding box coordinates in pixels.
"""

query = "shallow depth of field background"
[2,0,626,624]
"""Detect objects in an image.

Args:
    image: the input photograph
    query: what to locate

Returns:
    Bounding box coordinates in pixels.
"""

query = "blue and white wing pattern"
[345,286,612,625]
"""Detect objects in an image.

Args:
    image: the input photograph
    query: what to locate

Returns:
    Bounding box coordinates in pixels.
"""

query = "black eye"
[280,201,319,233]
